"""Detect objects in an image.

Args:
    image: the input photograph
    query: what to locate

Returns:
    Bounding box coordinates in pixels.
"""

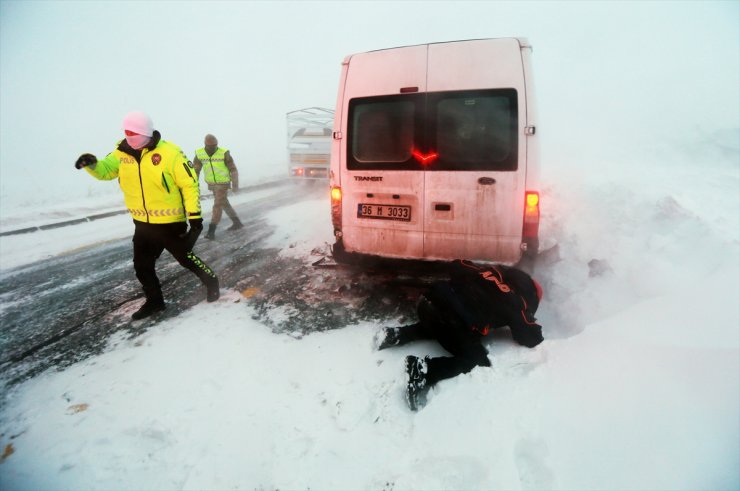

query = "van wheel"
[516,249,537,276]
[331,239,351,264]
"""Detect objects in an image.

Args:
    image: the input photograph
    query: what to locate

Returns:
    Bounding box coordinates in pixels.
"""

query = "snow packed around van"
[0,130,738,490]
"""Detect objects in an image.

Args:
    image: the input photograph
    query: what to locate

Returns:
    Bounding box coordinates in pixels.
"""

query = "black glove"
[181,218,203,251]
[511,324,544,348]
[75,153,97,169]
[189,218,203,232]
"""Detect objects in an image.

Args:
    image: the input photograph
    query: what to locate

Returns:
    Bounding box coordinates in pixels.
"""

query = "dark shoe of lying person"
[405,355,430,411]
[376,327,403,350]
[131,300,166,320]
[376,323,423,350]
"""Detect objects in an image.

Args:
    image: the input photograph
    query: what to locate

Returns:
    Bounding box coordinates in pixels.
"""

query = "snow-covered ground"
[0,136,737,490]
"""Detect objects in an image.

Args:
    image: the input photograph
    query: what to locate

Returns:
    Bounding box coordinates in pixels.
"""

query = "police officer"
[193,134,243,240]
[376,259,544,410]
[75,111,220,320]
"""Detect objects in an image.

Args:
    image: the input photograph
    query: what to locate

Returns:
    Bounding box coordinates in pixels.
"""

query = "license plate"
[357,204,411,222]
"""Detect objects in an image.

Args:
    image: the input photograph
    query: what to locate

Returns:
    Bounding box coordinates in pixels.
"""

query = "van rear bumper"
[341,227,524,264]
[342,227,424,259]
[423,232,522,263]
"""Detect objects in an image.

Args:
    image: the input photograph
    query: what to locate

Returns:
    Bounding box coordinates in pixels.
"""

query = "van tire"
[331,239,351,264]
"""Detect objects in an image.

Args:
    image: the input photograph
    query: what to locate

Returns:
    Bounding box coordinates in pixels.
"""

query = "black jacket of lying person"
[376,259,544,411]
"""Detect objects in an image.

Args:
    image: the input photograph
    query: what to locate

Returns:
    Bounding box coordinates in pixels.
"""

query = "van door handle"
[478,177,496,185]
[435,203,451,211]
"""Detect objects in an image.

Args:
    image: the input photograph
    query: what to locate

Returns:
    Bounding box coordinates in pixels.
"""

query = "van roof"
[346,37,531,59]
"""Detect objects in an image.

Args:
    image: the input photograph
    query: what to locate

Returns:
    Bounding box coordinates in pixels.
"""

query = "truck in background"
[286,107,334,179]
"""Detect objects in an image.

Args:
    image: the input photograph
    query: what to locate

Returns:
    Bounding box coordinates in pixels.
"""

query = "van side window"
[352,100,415,164]
[433,90,518,171]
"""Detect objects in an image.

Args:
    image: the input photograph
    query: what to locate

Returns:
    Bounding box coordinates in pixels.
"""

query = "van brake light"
[523,191,540,238]
[331,186,342,231]
[331,187,342,202]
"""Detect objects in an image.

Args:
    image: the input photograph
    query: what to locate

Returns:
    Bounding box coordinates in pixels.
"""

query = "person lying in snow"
[376,259,544,411]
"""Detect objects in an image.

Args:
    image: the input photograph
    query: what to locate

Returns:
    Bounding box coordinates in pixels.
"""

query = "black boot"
[204,223,217,240]
[227,218,243,231]
[375,323,424,350]
[132,295,165,320]
[405,355,430,411]
[205,275,220,302]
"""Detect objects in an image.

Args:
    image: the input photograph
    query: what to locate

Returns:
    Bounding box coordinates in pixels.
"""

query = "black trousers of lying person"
[379,282,492,386]
[394,283,491,386]
[377,260,544,410]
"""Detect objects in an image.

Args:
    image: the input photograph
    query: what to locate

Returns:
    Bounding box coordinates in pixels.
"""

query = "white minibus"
[329,38,540,264]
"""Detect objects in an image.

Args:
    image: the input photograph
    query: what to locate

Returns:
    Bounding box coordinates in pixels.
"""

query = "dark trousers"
[132,221,216,300]
[402,285,491,386]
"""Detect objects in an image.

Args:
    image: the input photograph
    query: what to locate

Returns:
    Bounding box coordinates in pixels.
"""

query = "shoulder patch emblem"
[151,154,162,165]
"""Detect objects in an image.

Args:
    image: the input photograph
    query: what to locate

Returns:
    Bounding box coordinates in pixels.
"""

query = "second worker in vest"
[193,134,244,239]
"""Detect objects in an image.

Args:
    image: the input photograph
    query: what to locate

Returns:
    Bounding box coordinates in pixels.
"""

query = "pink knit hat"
[121,111,153,136]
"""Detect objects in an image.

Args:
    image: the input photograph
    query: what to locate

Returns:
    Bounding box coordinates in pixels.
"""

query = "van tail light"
[522,191,540,238]
[331,186,342,232]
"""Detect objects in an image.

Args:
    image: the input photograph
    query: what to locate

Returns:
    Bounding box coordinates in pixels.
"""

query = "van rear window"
[433,91,517,170]
[347,89,518,171]
[351,99,416,164]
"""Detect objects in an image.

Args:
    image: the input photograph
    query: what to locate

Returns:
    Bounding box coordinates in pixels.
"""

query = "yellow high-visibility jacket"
[85,133,202,224]
[194,147,232,184]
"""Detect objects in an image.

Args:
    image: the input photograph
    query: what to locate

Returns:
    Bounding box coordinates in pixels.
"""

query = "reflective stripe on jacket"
[195,147,231,184]
[85,138,201,224]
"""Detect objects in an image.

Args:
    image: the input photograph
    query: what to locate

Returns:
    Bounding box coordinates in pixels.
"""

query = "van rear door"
[423,39,528,262]
[339,46,428,259]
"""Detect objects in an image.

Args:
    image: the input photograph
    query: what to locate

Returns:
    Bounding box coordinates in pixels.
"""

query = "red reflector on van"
[412,149,439,164]
[400,86,419,93]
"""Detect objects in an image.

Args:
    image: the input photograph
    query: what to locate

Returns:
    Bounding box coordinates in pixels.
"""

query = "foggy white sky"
[0,0,738,212]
